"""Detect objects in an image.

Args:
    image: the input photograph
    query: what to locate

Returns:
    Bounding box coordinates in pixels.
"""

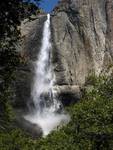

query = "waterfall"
[24,14,70,136]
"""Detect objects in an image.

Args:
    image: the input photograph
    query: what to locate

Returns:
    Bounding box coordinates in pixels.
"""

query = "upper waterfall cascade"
[24,14,70,136]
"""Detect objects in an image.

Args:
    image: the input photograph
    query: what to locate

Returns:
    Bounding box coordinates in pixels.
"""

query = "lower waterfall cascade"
[24,14,70,136]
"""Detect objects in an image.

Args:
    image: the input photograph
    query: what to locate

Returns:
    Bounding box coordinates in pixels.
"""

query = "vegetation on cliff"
[1,75,113,149]
[1,0,113,150]
[0,0,40,129]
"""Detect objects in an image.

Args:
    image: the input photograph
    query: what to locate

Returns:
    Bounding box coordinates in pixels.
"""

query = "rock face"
[14,15,47,109]
[51,0,113,86]
[53,85,81,106]
[16,0,113,107]
[16,117,42,138]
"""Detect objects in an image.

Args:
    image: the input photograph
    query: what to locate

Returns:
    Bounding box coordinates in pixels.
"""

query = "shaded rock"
[14,65,32,109]
[20,14,47,60]
[53,85,81,106]
[14,15,47,109]
[16,117,42,139]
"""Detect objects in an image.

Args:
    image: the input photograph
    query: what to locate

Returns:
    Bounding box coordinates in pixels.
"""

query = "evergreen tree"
[0,0,40,123]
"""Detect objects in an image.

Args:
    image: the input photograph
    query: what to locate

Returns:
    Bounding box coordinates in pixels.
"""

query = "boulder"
[16,116,43,139]
[53,85,81,106]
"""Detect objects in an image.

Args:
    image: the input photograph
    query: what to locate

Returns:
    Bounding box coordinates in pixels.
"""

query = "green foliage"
[0,0,40,122]
[1,75,113,149]
[1,1,113,149]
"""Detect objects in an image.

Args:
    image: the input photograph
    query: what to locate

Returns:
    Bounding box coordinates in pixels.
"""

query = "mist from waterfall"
[24,14,70,136]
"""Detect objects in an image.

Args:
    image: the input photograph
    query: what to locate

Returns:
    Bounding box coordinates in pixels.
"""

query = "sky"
[29,0,59,13]
[39,0,59,13]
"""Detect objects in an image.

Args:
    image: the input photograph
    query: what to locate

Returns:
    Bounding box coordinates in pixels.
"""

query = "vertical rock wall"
[51,0,113,86]
[17,0,113,107]
[15,15,46,109]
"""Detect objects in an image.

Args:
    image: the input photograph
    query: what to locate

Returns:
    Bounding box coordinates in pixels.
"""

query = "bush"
[1,75,113,150]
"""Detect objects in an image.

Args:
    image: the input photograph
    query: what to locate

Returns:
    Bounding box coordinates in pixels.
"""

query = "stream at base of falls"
[24,14,70,137]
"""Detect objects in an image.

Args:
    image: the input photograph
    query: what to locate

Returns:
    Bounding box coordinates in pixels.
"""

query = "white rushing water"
[24,14,70,136]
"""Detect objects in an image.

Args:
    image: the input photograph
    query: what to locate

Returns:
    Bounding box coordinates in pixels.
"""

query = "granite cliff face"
[51,0,113,86]
[16,0,113,107]
[15,15,47,108]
